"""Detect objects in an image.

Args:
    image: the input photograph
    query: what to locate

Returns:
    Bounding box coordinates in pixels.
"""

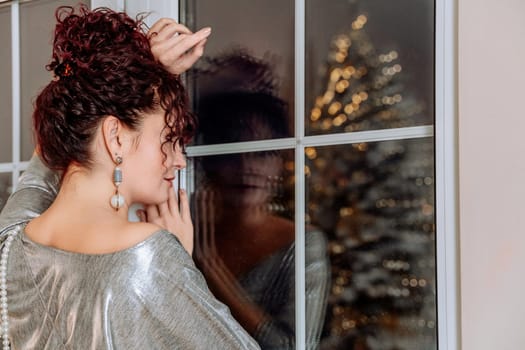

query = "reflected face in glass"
[198,97,288,208]
[203,151,282,208]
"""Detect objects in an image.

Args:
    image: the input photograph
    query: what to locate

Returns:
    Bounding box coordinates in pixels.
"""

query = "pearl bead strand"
[0,227,18,350]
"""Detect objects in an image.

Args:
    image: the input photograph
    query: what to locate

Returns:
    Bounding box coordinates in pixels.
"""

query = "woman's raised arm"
[0,154,60,235]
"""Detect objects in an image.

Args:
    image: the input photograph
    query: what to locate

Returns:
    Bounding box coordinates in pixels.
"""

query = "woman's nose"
[174,150,187,170]
[170,143,186,170]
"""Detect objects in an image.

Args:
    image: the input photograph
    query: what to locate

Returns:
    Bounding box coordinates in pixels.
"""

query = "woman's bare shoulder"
[25,217,164,255]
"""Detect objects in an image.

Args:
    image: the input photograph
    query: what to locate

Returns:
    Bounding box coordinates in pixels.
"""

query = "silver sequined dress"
[0,155,260,349]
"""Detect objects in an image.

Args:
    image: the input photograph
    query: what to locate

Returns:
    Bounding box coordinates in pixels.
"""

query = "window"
[2,0,458,348]
[0,0,89,210]
[180,0,454,349]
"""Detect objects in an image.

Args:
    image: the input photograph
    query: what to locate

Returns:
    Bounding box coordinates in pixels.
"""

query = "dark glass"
[308,138,436,349]
[184,0,295,145]
[192,150,309,349]
[20,0,89,161]
[0,5,12,162]
[306,0,435,135]
[0,173,12,212]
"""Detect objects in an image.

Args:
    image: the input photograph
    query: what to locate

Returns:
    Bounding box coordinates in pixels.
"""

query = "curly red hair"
[34,5,195,171]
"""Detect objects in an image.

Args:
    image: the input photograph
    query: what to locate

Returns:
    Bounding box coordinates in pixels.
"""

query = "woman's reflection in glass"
[193,52,330,350]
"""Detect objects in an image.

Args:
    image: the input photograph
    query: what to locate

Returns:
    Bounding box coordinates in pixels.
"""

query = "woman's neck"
[51,165,130,226]
[23,163,146,254]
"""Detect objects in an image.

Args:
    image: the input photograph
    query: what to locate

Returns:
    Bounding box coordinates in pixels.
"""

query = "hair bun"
[34,5,194,172]
[47,5,148,77]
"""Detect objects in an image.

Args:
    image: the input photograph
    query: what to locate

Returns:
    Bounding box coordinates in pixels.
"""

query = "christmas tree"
[306,15,437,350]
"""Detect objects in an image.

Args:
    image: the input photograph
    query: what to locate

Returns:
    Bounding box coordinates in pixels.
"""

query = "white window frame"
[435,0,459,349]
[0,1,25,188]
[0,1,458,348]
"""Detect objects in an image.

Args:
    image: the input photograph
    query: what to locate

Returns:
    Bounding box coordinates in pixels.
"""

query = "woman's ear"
[101,116,124,161]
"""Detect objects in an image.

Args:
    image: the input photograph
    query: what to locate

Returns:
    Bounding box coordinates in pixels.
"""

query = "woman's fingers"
[148,18,191,38]
[180,27,211,52]
[178,189,191,221]
[173,38,208,73]
[150,22,192,43]
[160,28,211,60]
[148,17,174,35]
[170,27,211,48]
[136,209,146,222]
[167,183,179,214]
[151,185,193,255]
[151,26,211,75]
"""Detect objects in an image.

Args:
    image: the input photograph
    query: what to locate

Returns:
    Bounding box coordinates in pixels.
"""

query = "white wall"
[459,0,525,349]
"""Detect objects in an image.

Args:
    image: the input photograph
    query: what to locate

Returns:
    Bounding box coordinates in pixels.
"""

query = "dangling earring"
[110,155,125,211]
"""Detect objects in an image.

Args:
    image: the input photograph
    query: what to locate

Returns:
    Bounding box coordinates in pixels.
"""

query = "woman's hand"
[137,186,194,255]
[148,18,211,75]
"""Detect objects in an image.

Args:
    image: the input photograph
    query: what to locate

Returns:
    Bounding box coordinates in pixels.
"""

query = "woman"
[0,6,259,349]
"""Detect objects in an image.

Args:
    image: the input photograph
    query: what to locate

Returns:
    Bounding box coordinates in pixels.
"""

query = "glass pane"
[306,0,434,135]
[0,173,13,213]
[185,0,294,144]
[192,150,297,349]
[0,5,12,162]
[308,138,436,349]
[20,0,89,161]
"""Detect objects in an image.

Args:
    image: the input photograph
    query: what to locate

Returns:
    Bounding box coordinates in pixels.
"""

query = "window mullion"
[302,125,433,147]
[11,1,20,189]
[185,126,433,157]
[187,138,296,157]
[295,0,306,349]
[435,0,459,349]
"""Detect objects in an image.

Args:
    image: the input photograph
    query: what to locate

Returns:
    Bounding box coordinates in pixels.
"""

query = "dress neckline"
[19,225,169,258]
